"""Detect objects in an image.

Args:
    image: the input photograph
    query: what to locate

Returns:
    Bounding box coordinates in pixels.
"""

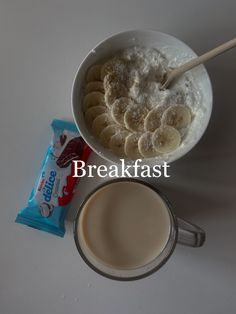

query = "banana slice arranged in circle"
[85,81,104,94]
[85,106,106,129]
[152,126,181,154]
[101,57,126,80]
[124,133,142,160]
[124,104,148,132]
[83,91,105,111]
[86,64,102,82]
[100,124,122,148]
[144,105,165,132]
[162,104,192,130]
[103,73,122,90]
[111,97,134,126]
[91,113,113,137]
[109,130,130,157]
[104,83,128,107]
[138,132,158,158]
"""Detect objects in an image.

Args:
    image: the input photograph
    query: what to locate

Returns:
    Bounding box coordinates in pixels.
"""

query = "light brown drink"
[77,181,171,269]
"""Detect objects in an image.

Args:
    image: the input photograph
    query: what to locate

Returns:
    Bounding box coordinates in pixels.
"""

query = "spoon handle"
[162,37,236,89]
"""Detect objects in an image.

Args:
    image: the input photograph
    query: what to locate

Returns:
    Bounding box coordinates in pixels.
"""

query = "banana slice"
[124,133,142,160]
[109,130,130,157]
[84,81,104,94]
[91,113,113,137]
[162,104,192,130]
[84,106,106,128]
[104,73,128,106]
[83,91,105,111]
[103,73,122,91]
[124,104,148,132]
[101,57,126,80]
[138,132,158,158]
[100,124,122,148]
[152,126,181,154]
[104,83,128,107]
[111,97,134,126]
[86,64,102,82]
[144,106,165,132]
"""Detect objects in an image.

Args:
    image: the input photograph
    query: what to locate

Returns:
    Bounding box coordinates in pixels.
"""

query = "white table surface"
[1,1,236,313]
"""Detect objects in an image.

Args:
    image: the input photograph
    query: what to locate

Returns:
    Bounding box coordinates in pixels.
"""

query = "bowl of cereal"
[72,30,212,165]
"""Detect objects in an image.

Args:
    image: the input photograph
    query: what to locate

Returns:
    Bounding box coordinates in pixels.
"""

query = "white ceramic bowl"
[72,30,212,165]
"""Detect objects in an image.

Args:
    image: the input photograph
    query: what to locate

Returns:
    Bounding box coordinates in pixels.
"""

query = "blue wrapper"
[15,119,91,237]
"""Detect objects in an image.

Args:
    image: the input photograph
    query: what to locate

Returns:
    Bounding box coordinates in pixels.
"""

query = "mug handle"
[177,218,205,247]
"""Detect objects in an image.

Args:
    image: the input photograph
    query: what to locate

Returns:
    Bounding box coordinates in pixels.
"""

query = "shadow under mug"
[73,179,205,281]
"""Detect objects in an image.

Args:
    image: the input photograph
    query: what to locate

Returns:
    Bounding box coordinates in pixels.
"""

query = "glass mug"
[74,179,205,281]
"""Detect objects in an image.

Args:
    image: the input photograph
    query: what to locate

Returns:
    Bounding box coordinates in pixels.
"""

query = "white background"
[0,1,236,313]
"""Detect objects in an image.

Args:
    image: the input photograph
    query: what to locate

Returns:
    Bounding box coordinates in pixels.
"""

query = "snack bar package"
[15,119,91,237]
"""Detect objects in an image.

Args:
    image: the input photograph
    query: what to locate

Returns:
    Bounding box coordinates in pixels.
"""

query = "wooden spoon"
[161,37,236,89]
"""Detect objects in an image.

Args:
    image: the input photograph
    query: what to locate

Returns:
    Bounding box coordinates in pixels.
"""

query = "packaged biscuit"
[15,119,91,237]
